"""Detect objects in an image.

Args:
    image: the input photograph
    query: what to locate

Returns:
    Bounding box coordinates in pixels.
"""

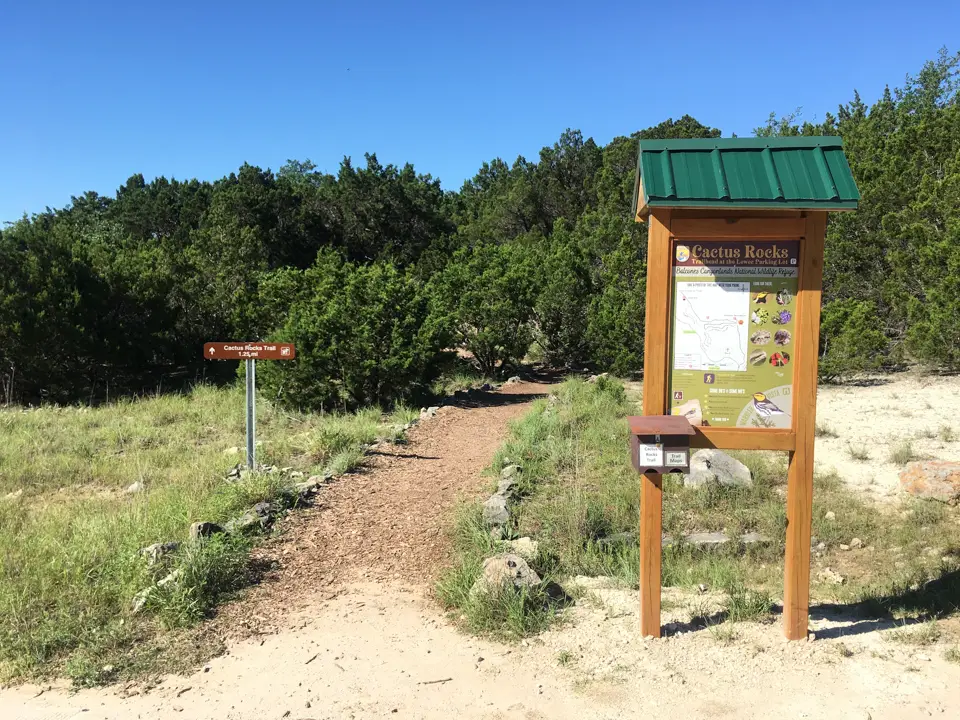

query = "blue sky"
[1,1,956,223]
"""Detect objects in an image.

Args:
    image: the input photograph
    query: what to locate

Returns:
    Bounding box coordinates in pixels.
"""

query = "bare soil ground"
[815,374,960,499]
[3,377,959,720]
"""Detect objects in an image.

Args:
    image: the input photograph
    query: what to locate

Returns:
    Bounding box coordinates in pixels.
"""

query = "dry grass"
[0,384,416,685]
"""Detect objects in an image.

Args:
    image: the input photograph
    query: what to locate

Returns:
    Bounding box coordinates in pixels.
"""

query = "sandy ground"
[2,375,959,719]
[815,375,960,499]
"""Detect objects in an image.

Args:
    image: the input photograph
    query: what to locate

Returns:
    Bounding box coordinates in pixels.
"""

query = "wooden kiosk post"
[630,138,860,640]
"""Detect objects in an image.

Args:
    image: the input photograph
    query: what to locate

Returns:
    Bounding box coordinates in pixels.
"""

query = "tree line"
[1,50,957,409]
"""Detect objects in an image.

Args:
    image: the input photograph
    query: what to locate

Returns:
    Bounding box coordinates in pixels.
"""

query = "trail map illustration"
[669,240,799,429]
[674,281,749,371]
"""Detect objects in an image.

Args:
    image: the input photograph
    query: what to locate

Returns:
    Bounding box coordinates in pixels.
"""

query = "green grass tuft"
[888,440,919,466]
[846,443,871,462]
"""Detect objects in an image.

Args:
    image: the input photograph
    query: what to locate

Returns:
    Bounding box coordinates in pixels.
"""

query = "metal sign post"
[204,342,296,471]
[245,358,256,469]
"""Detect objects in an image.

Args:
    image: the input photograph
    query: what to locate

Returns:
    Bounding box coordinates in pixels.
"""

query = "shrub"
[429,242,538,377]
[534,225,593,367]
[818,299,889,381]
[258,252,446,411]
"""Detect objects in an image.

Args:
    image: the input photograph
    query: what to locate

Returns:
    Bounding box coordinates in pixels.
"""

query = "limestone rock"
[683,531,730,550]
[824,511,836,521]
[125,480,145,495]
[497,478,518,498]
[139,541,180,566]
[586,373,609,384]
[189,521,224,541]
[470,554,541,598]
[504,376,522,385]
[817,567,845,585]
[899,461,960,504]
[684,449,752,488]
[482,494,510,527]
[503,537,540,562]
[223,446,242,456]
[850,537,864,549]
[500,464,522,480]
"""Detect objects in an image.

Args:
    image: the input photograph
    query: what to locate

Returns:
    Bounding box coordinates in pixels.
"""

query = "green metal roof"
[633,137,860,215]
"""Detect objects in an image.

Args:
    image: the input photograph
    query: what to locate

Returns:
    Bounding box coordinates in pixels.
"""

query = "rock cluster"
[483,464,521,530]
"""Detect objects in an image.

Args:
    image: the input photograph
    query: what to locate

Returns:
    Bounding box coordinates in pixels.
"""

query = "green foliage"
[258,252,445,411]
[3,50,960,399]
[818,299,888,381]
[430,242,538,377]
[533,222,594,367]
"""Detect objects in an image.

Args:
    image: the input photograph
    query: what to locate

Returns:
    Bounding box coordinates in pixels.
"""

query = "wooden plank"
[671,217,806,239]
[639,209,672,640]
[642,210,672,417]
[783,211,826,640]
[639,472,663,637]
[691,427,796,452]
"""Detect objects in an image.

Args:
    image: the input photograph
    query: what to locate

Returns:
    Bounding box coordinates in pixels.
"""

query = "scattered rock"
[223,446,242,456]
[824,511,836,521]
[420,406,441,419]
[503,537,539,562]
[189,521,224,541]
[596,531,637,550]
[2,489,23,501]
[125,480,145,495]
[469,554,541,599]
[482,494,510,527]
[739,531,771,546]
[226,465,242,480]
[289,470,305,479]
[131,587,152,614]
[497,478,518,498]
[157,569,182,588]
[587,373,609,384]
[816,542,826,551]
[138,541,180,566]
[132,569,183,613]
[697,583,708,594]
[684,449,752,488]
[504,376,522,385]
[840,544,851,551]
[225,510,266,535]
[850,537,864,549]
[817,567,845,585]
[683,531,731,550]
[295,475,327,495]
[899,461,960,504]
[500,464,522,480]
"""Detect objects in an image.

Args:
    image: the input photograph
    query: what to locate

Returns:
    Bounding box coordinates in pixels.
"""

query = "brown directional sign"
[203,342,296,360]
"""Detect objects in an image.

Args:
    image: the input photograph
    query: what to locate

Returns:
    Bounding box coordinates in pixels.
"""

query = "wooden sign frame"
[640,209,825,641]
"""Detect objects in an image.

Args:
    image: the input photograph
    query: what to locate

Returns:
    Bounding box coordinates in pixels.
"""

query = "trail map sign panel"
[669,240,799,429]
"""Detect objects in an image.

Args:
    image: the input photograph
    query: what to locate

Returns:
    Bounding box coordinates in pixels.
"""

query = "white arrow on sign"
[209,347,215,355]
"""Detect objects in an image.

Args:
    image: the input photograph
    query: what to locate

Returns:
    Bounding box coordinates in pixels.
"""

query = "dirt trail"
[3,379,959,720]
[211,380,548,636]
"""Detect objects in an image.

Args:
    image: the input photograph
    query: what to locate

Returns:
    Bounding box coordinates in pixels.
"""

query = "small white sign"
[638,443,663,467]
[665,451,688,467]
